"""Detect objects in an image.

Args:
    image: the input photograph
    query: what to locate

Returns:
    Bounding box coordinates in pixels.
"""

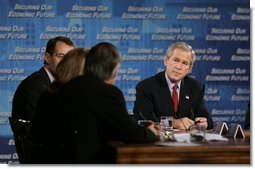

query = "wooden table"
[110,131,250,164]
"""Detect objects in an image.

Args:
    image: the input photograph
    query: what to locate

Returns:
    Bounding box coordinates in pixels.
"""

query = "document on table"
[174,133,228,142]
[155,133,228,146]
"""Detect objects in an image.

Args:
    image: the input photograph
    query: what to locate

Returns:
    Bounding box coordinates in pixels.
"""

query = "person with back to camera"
[30,48,89,164]
[48,42,161,164]
[10,36,74,163]
[133,42,213,131]
[12,36,75,121]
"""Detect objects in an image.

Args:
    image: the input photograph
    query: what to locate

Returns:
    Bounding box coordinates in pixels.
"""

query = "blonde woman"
[30,48,89,164]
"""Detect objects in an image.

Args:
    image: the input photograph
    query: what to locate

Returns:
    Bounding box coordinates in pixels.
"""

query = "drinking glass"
[159,116,174,141]
[160,116,173,131]
[189,124,206,142]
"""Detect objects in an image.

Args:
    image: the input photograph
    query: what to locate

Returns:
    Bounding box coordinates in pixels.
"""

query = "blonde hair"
[50,48,89,91]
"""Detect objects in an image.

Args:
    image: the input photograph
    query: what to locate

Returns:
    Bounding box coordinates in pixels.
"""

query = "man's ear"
[163,55,169,66]
[44,53,50,65]
[188,65,193,73]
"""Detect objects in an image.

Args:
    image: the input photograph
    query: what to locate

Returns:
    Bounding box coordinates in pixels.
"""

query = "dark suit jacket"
[12,67,51,121]
[45,75,158,163]
[30,88,68,164]
[133,71,213,129]
[244,103,250,129]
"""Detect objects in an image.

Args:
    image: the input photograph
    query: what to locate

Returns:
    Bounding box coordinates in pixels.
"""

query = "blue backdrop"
[0,0,250,163]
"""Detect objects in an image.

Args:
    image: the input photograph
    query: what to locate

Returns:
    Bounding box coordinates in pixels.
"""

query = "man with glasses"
[12,36,74,121]
[133,42,213,130]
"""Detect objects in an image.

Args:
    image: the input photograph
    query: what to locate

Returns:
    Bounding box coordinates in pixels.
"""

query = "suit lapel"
[178,78,192,118]
[40,67,52,88]
[156,72,175,116]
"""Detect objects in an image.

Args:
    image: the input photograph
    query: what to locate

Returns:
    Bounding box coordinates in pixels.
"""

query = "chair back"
[9,116,32,164]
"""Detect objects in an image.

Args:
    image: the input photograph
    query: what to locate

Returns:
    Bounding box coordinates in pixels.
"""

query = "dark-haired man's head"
[44,36,75,77]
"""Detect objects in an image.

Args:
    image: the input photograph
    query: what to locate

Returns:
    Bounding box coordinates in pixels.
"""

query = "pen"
[190,108,195,121]
[190,108,201,124]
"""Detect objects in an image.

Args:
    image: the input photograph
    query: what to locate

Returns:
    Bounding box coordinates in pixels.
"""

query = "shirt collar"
[164,71,181,89]
[44,67,55,83]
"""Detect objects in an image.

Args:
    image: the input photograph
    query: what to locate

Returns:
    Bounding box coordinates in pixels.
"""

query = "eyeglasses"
[52,53,65,59]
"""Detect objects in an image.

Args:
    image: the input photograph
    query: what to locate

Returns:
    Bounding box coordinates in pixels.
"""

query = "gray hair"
[166,42,196,65]
[85,42,121,81]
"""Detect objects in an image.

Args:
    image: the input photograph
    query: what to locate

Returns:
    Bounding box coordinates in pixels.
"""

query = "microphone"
[139,112,146,120]
[152,112,159,123]
[140,112,159,124]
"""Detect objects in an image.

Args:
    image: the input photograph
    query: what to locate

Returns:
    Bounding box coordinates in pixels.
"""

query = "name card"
[226,124,245,139]
[214,122,228,135]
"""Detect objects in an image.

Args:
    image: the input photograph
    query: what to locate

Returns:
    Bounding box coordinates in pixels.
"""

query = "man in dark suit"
[11,36,74,164]
[244,103,250,129]
[133,42,213,130]
[47,42,160,163]
[12,36,74,121]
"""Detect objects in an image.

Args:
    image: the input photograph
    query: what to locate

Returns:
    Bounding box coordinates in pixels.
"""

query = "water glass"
[189,124,206,142]
[160,116,173,131]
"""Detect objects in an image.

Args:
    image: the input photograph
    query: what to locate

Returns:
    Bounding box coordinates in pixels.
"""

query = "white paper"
[205,133,228,141]
[173,133,228,142]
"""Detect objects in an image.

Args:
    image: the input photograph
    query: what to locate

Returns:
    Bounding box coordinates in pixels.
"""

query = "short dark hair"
[45,36,74,56]
[85,42,121,81]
